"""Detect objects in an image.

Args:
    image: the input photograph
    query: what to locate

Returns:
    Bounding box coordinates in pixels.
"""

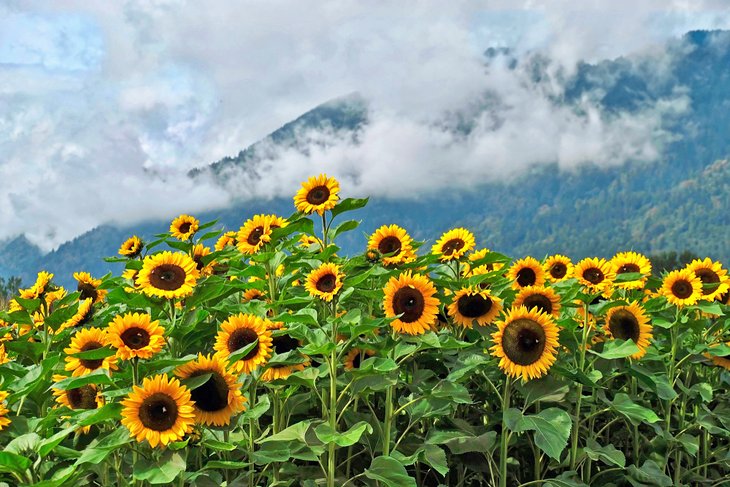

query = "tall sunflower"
[432,228,475,262]
[191,244,215,276]
[367,225,415,266]
[57,298,94,333]
[214,313,273,374]
[107,312,166,360]
[490,306,560,381]
[293,174,340,215]
[660,269,702,307]
[513,286,562,318]
[0,390,10,431]
[573,257,615,294]
[214,231,237,251]
[20,271,54,299]
[136,251,199,299]
[260,322,308,382]
[611,252,651,290]
[383,272,440,335]
[118,236,143,258]
[170,214,199,241]
[507,257,546,289]
[344,348,375,371]
[686,258,729,301]
[603,302,653,360]
[236,214,274,255]
[121,375,195,448]
[305,263,344,302]
[73,272,107,304]
[64,327,117,376]
[543,255,573,282]
[174,354,246,426]
[447,287,502,328]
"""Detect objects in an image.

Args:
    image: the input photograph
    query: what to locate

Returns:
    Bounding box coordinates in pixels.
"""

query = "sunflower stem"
[345,395,360,481]
[499,376,512,487]
[132,357,139,387]
[569,302,590,471]
[630,372,640,466]
[248,381,257,487]
[327,300,339,487]
[664,310,680,473]
[321,214,329,250]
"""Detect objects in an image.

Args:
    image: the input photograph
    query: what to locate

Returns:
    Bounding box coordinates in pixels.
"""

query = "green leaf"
[611,393,660,426]
[180,373,213,391]
[331,197,369,219]
[695,301,724,316]
[584,438,626,467]
[440,432,497,454]
[691,383,713,403]
[364,456,416,487]
[518,376,570,406]
[69,346,116,360]
[328,219,360,240]
[241,394,270,420]
[421,444,449,476]
[50,369,114,391]
[76,403,123,426]
[588,339,640,359]
[0,451,31,476]
[75,427,132,465]
[259,420,313,444]
[38,426,76,457]
[134,451,186,484]
[204,460,250,470]
[627,460,673,487]
[314,421,373,447]
[613,272,643,283]
[226,339,259,363]
[507,408,572,461]
[202,439,236,452]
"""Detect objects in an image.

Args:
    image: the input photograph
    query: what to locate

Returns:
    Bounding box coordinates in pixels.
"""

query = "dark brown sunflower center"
[671,280,693,299]
[442,239,465,256]
[120,327,151,350]
[227,327,260,360]
[351,352,363,369]
[583,268,604,285]
[720,292,730,305]
[315,273,337,293]
[306,185,330,205]
[457,294,492,319]
[516,268,537,287]
[392,287,425,323]
[272,334,299,355]
[696,269,721,295]
[608,310,640,343]
[522,294,553,315]
[66,385,98,410]
[502,318,546,366]
[139,392,179,431]
[79,341,105,370]
[549,263,567,279]
[193,255,206,271]
[247,227,264,246]
[77,282,98,302]
[149,264,186,291]
[189,371,229,412]
[378,236,402,256]
[179,222,192,234]
[617,263,640,274]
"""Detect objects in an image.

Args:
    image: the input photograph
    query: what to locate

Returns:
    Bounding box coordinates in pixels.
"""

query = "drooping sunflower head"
[260,322,308,382]
[432,228,476,262]
[170,214,199,241]
[64,327,117,377]
[573,257,615,293]
[213,313,273,375]
[305,263,345,302]
[507,257,546,290]
[513,286,562,318]
[107,312,166,360]
[0,390,10,431]
[174,354,246,426]
[243,288,266,303]
[293,174,340,215]
[383,272,440,335]
[611,252,651,290]
[447,287,503,328]
[660,269,702,307]
[214,231,237,251]
[21,271,54,299]
[686,258,729,301]
[236,214,273,255]
[368,225,415,266]
[343,348,375,371]
[603,302,653,360]
[136,251,199,299]
[544,255,573,282]
[119,236,144,258]
[491,306,560,381]
[121,375,195,448]
[191,244,214,276]
[73,272,107,304]
[57,298,95,333]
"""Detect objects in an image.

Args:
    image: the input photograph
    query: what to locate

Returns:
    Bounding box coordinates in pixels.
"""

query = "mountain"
[3,30,730,290]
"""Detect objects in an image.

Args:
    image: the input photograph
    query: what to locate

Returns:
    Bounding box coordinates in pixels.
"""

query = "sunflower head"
[136,251,200,299]
[305,263,345,302]
[170,214,199,241]
[214,313,273,375]
[447,287,502,328]
[293,174,340,215]
[368,225,415,266]
[491,306,560,381]
[383,272,440,335]
[299,234,323,249]
[344,348,375,371]
[432,228,476,262]
[108,312,166,360]
[573,257,615,293]
[73,272,107,304]
[119,236,144,258]
[603,302,652,360]
[611,252,651,290]
[660,269,702,307]
[64,327,117,376]
[507,257,546,290]
[236,214,275,255]
[191,244,215,276]
[53,375,104,426]
[513,286,562,318]
[0,390,10,431]
[686,258,729,301]
[261,322,308,381]
[544,255,573,282]
[57,298,95,333]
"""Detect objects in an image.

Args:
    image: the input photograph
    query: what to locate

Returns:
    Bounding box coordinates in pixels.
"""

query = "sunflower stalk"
[569,302,590,471]
[326,317,339,487]
[499,376,512,487]
[630,373,640,466]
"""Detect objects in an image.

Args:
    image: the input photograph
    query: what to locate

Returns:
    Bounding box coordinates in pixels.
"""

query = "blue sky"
[1,1,729,251]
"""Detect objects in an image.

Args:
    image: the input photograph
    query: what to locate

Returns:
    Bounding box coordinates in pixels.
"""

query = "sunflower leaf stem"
[569,302,590,471]
[272,391,282,483]
[499,375,513,487]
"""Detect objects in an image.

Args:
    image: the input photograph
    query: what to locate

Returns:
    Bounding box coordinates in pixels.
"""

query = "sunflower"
[573,257,615,294]
[463,248,502,277]
[107,312,166,360]
[383,272,440,335]
[660,269,702,307]
[121,375,195,448]
[191,244,215,276]
[603,302,653,360]
[432,228,476,262]
[45,287,67,309]
[20,271,54,299]
[170,214,199,241]
[264,214,289,231]
[305,263,344,302]
[299,234,323,249]
[260,322,308,382]
[507,257,546,290]
[490,306,560,381]
[119,236,143,258]
[513,286,562,318]
[214,231,237,251]
[447,287,502,328]
[344,348,375,371]
[367,225,415,266]
[64,327,117,376]
[214,313,273,375]
[73,272,107,304]
[0,344,9,365]
[706,342,730,371]
[544,255,573,282]
[52,374,104,433]
[136,251,199,299]
[293,174,340,215]
[174,354,246,426]
[0,390,10,431]
[236,214,274,255]
[611,252,651,290]
[58,298,95,333]
[687,258,729,301]
[243,288,266,302]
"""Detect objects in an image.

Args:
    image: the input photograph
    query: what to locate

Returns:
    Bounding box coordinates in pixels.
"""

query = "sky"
[1,0,729,251]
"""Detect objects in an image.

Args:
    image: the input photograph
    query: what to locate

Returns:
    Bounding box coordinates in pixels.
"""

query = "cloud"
[0,0,728,250]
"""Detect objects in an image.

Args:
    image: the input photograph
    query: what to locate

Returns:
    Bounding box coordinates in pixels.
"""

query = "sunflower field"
[0,174,729,487]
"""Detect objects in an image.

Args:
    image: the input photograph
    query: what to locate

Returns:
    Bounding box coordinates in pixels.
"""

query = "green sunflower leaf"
[364,456,417,487]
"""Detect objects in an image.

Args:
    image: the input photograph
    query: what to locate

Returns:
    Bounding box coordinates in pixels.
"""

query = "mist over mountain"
[3,30,730,289]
